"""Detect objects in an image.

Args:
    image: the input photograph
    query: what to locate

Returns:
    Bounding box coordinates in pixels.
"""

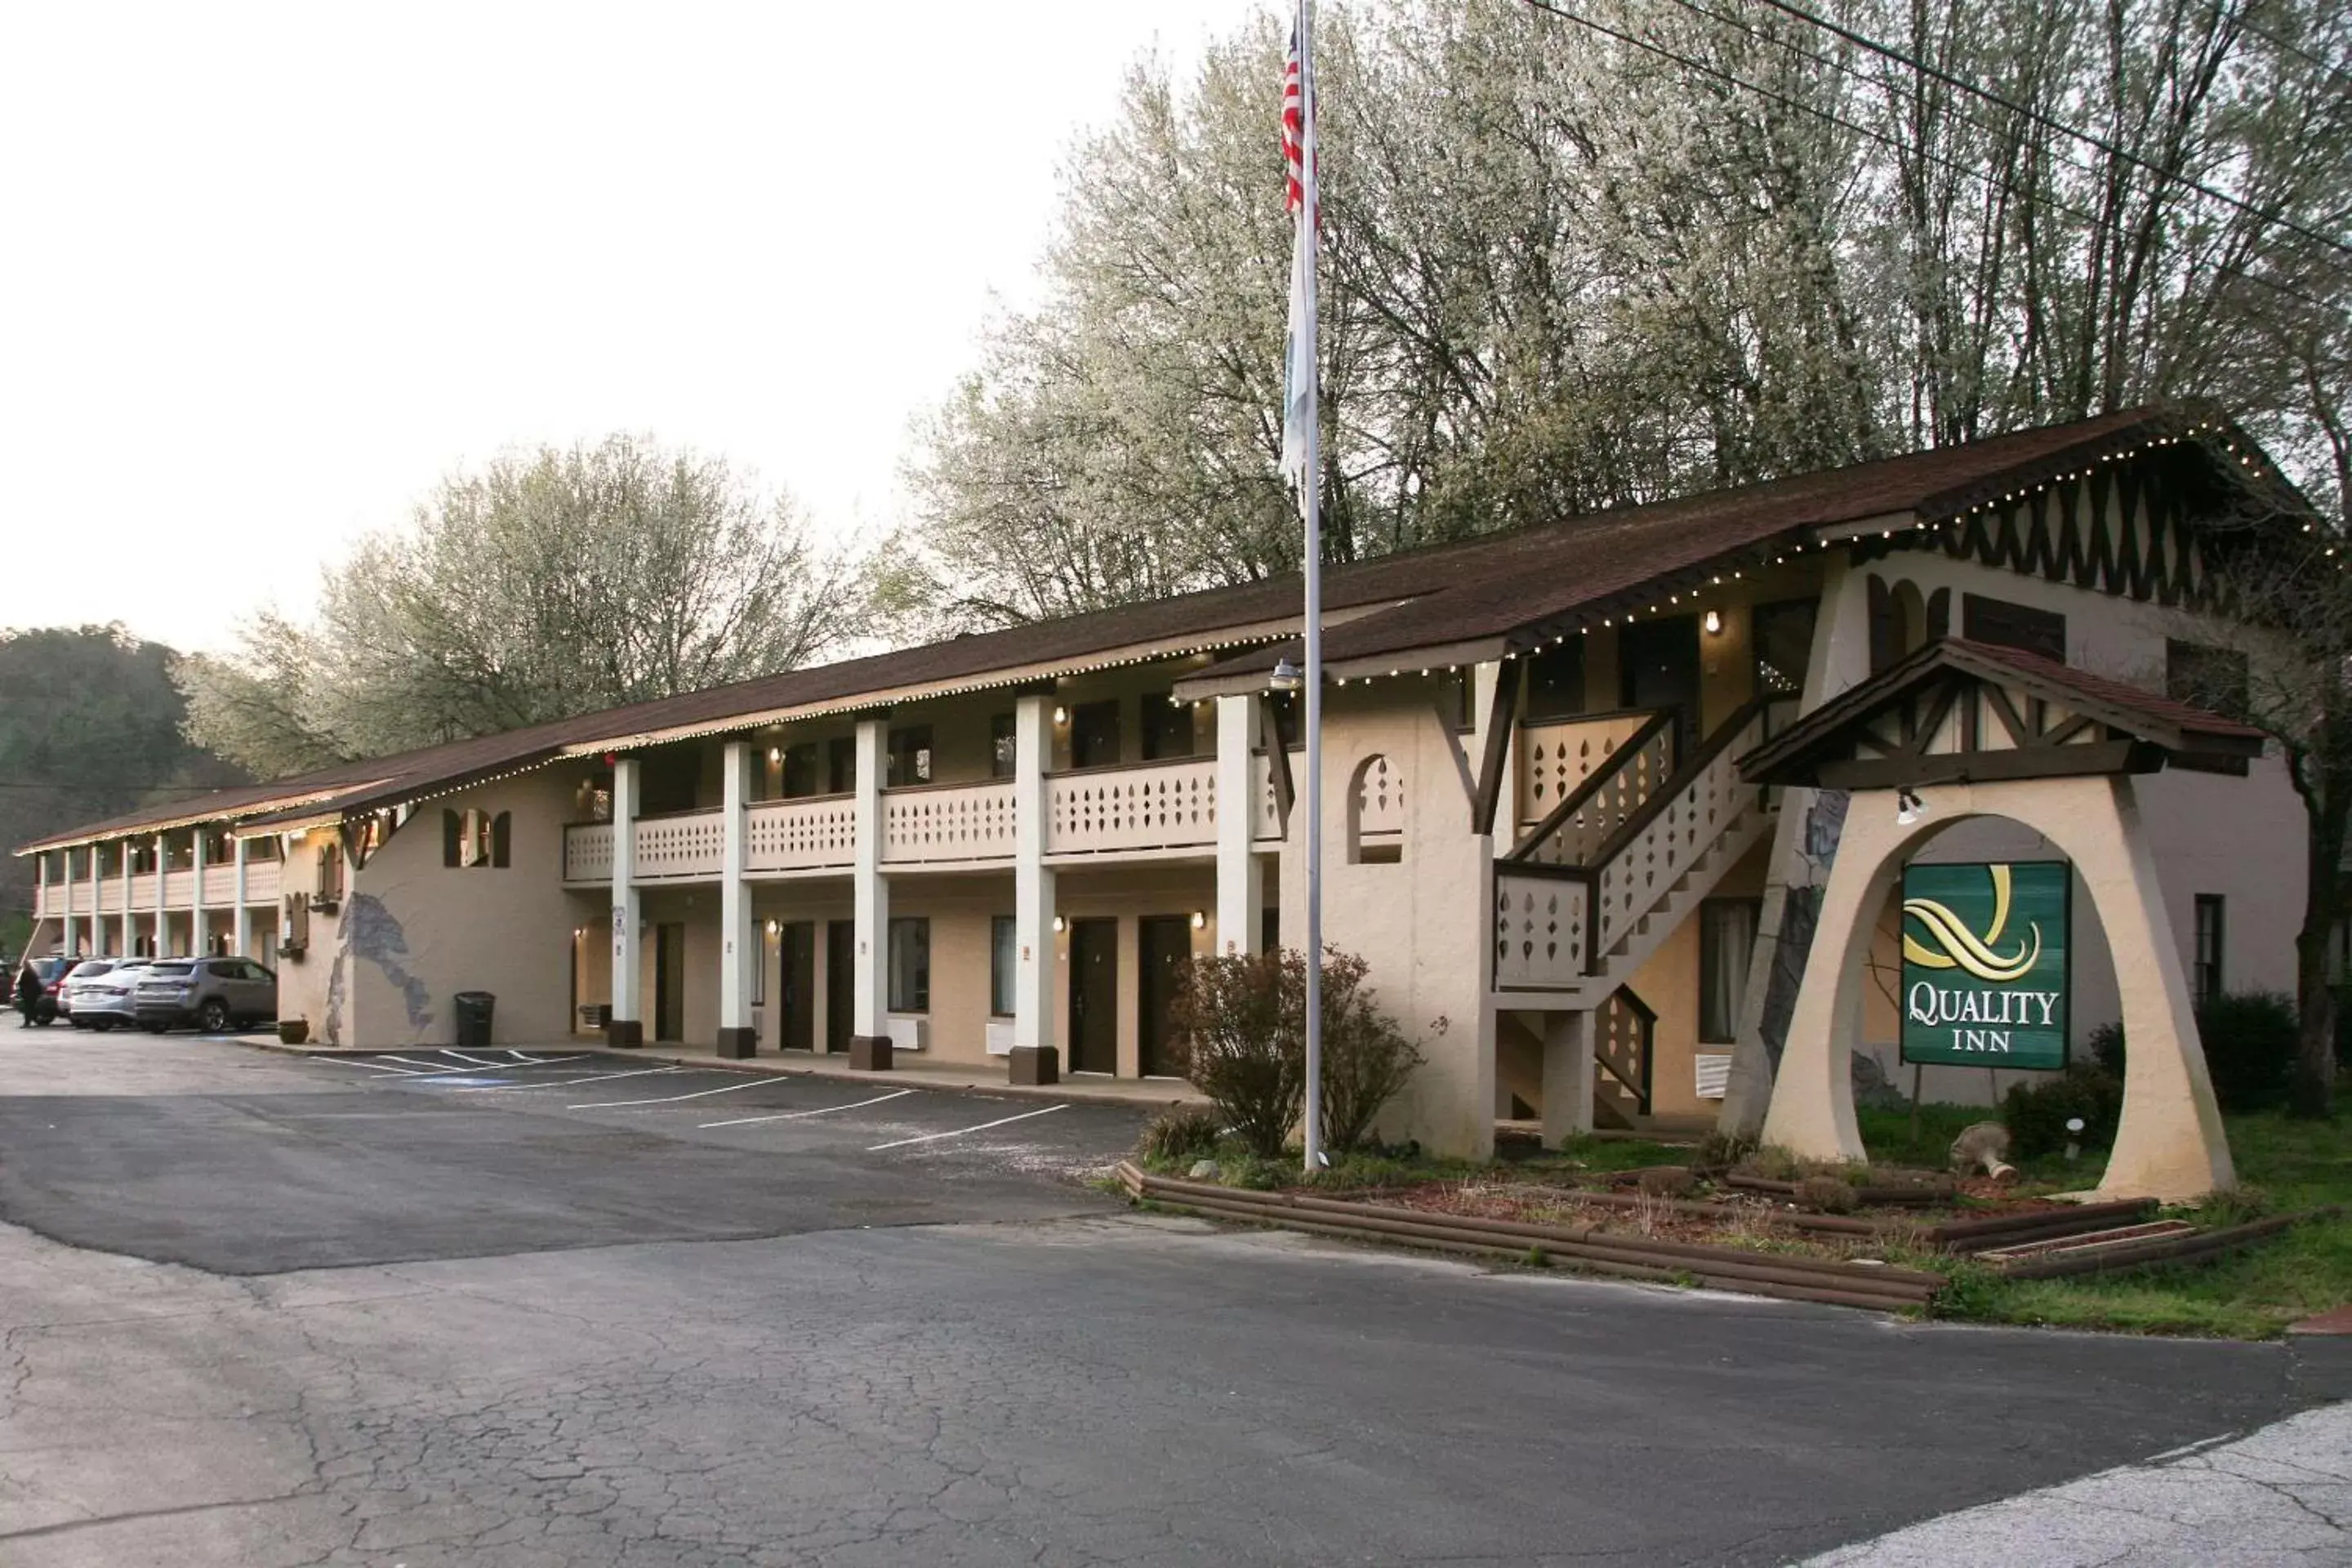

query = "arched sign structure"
[1737,638,2266,1201]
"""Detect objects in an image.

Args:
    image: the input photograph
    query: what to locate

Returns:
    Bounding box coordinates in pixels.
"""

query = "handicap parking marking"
[449,1064,685,1093]
[866,1102,1067,1152]
[566,1075,786,1111]
[700,1088,914,1129]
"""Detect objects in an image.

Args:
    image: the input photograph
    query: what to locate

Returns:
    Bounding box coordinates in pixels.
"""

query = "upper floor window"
[1962,593,2065,663]
[1142,693,1197,760]
[441,809,511,869]
[1071,699,1121,768]
[887,725,933,786]
[1524,641,1587,720]
[782,742,821,797]
[2167,639,2249,717]
[991,714,1018,778]
[828,736,857,795]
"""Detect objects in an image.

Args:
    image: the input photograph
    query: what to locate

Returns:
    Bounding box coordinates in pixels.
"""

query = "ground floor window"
[889,917,930,1013]
[990,915,1016,1016]
[2194,894,2225,1005]
[1699,898,1760,1044]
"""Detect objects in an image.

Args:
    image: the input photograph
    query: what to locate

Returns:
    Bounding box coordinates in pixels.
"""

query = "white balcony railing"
[1516,711,1667,836]
[1046,758,1218,856]
[1494,869,1592,988]
[564,822,615,884]
[1250,751,1287,842]
[881,780,1015,866]
[163,868,197,907]
[200,864,238,906]
[635,811,725,881]
[243,858,283,906]
[746,795,856,873]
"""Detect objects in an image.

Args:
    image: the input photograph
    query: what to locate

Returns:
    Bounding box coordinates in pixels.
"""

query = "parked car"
[134,956,278,1033]
[65,958,151,1031]
[12,956,78,1027]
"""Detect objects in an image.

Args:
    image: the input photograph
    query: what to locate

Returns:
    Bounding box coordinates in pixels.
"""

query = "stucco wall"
[347,773,581,1048]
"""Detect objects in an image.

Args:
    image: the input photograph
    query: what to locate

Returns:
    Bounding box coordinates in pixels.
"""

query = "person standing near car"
[14,961,43,1026]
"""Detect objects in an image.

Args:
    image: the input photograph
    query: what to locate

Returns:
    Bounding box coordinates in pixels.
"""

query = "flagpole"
[1298,0,1323,1178]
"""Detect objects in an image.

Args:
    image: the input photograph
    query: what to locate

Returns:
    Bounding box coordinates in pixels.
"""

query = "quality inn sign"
[1900,861,2070,1071]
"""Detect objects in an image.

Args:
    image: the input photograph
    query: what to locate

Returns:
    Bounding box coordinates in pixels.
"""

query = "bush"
[1793,1174,1859,1214]
[2089,991,2298,1114]
[2000,1064,2123,1160]
[1137,1104,1222,1165]
[1316,950,1436,1152]
[1166,951,1301,1158]
[1168,946,1436,1159]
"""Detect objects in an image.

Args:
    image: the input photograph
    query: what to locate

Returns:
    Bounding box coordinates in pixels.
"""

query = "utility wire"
[2205,0,2352,93]
[1509,0,2345,318]
[1735,0,2352,260]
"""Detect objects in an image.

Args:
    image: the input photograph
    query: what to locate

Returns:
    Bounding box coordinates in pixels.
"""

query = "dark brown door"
[780,921,816,1053]
[654,922,687,1042]
[824,920,853,1054]
[1136,915,1190,1078]
[1068,917,1119,1074]
[1071,700,1122,768]
[1619,614,1702,758]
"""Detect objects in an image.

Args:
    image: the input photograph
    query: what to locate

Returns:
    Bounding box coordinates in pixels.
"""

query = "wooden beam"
[1981,684,2032,748]
[1816,740,2165,790]
[1258,701,1294,831]
[1472,659,1525,837]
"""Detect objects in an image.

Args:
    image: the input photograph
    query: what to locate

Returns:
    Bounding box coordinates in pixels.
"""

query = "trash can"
[454,991,496,1050]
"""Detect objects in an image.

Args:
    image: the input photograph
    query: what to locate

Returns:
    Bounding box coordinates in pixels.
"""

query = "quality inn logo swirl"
[1902,862,2042,984]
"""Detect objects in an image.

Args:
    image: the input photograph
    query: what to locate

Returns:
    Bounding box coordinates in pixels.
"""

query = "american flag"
[1280,1,1316,491]
[1282,17,1307,218]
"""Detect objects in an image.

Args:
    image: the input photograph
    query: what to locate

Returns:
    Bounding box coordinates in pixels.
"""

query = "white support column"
[1010,693,1060,1083]
[1214,693,1264,957]
[608,759,644,1047]
[716,741,755,1058]
[232,836,252,957]
[154,833,169,956]
[60,852,80,959]
[190,830,208,956]
[88,848,102,956]
[849,719,891,1067]
[1539,1009,1596,1147]
[119,843,134,956]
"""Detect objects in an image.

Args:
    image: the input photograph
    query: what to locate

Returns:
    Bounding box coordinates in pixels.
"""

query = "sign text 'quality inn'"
[1899,861,2070,1071]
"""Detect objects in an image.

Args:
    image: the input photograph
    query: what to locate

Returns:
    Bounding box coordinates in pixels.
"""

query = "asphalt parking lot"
[0,1045,1147,1274]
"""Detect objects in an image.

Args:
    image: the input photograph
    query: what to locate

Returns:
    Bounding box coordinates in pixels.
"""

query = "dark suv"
[134,957,279,1033]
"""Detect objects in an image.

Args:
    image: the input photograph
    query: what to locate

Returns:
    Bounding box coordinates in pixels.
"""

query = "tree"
[0,626,246,929]
[181,436,878,776]
[898,0,2350,628]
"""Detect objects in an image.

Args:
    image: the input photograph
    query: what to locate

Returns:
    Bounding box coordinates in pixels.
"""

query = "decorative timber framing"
[1740,637,2268,792]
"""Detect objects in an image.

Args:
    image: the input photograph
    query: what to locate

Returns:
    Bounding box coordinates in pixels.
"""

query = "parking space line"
[504,1050,590,1066]
[451,1065,684,1093]
[318,1058,430,1076]
[436,1049,507,1069]
[700,1089,913,1129]
[380,1055,469,1073]
[567,1076,779,1111]
[866,1102,1067,1152]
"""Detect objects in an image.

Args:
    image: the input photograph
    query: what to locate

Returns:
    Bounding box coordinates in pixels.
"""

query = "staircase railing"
[1493,697,1771,989]
[1595,985,1656,1120]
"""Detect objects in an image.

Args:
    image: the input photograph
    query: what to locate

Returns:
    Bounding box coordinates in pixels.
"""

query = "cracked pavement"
[0,1034,2340,1566]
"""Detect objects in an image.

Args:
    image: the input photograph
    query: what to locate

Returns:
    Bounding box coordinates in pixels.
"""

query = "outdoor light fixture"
[768,747,782,763]
[1703,608,1723,636]
[1896,786,1930,826]
[1053,706,1069,726]
[1269,656,1303,692]
[1190,911,1207,929]
[1052,915,1067,933]
[765,919,780,935]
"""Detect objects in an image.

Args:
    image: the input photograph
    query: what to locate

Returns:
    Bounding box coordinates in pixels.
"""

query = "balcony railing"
[244,858,283,906]
[746,795,856,873]
[200,864,238,906]
[1516,710,1670,840]
[881,780,1014,866]
[564,822,615,884]
[636,811,726,881]
[1046,758,1218,857]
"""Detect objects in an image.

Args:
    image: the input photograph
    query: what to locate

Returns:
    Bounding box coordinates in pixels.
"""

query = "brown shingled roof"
[17,402,2286,854]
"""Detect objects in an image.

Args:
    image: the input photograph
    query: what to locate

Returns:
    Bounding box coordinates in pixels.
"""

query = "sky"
[0,1,1270,653]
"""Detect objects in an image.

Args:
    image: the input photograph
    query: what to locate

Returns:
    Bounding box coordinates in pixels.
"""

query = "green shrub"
[1793,1174,1859,1213]
[1316,950,1436,1152]
[1167,951,1302,1158]
[2000,1064,2123,1160]
[1137,1104,1222,1165]
[2087,991,2298,1114]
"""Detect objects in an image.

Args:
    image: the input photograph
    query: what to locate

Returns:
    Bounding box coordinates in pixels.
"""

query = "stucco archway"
[1757,771,2234,1201]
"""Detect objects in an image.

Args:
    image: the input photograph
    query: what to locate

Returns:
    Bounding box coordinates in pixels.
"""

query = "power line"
[1735,0,2352,261]
[1508,0,2346,318]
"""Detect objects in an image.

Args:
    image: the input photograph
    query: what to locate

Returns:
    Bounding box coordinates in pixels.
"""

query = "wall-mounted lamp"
[765,918,780,935]
[1703,608,1724,636]
[1189,911,1207,930]
[1896,786,1930,826]
[1053,706,1069,726]
[768,747,782,763]
[1269,657,1303,692]
[1052,915,1067,933]
[572,927,585,940]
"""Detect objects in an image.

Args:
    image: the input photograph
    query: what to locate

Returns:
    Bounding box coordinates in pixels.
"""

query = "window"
[886,725,933,786]
[315,843,345,900]
[888,917,931,1013]
[1753,598,1818,701]
[991,915,1017,1016]
[441,809,511,868]
[990,714,1018,778]
[1699,898,1761,1044]
[1071,699,1121,768]
[827,736,857,794]
[1524,641,1587,720]
[2194,895,2225,1006]
[2167,639,2249,716]
[1962,593,2065,662]
[1143,693,1196,760]
[752,922,770,1007]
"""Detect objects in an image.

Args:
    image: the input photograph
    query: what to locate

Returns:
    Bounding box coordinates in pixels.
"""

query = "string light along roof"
[17,403,2306,855]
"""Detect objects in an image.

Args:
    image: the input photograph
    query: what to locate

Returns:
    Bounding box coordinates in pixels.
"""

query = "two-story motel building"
[16,406,2312,1154]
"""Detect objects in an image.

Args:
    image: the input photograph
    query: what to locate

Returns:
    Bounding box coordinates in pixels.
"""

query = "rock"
[1793,1174,1859,1214]
[1636,1166,1696,1198]
[1187,1160,1220,1182]
[1949,1121,2018,1182]
[1851,1052,1909,1111]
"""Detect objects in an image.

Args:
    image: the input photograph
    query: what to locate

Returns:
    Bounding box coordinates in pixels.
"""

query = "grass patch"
[1931,1111,2352,1339]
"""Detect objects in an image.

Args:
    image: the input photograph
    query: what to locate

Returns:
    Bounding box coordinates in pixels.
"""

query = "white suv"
[64,958,151,1031]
